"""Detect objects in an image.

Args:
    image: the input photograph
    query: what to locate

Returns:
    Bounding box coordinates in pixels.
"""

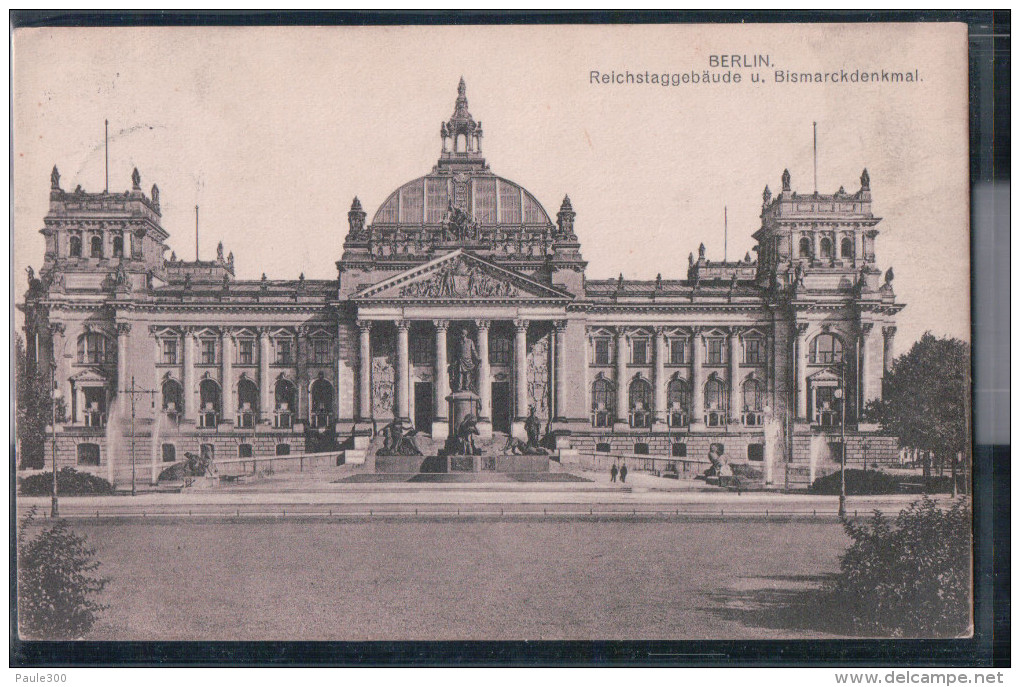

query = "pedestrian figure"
[610,463,618,483]
[620,463,628,483]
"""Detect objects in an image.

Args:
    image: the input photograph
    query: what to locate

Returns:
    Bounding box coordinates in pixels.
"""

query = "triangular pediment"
[808,368,842,382]
[352,250,573,302]
[70,367,110,383]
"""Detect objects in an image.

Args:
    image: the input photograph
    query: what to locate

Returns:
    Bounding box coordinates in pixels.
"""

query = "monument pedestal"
[431,419,450,441]
[447,391,480,437]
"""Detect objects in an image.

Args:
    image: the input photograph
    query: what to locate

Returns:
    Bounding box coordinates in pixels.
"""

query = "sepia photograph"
[12,20,976,651]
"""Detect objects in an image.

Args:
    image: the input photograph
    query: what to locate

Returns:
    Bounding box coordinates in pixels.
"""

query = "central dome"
[369,78,553,232]
[371,171,552,228]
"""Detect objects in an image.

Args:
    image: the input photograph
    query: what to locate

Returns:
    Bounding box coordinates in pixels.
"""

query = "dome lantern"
[440,78,484,164]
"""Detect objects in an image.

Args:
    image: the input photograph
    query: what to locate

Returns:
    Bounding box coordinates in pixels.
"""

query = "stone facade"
[21,80,904,487]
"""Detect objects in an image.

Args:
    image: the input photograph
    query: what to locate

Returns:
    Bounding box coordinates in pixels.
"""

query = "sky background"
[13,23,970,349]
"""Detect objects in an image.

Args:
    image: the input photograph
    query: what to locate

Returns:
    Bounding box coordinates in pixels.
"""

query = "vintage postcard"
[13,22,972,645]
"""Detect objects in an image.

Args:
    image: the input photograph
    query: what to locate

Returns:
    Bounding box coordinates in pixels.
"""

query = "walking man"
[610,463,618,483]
[619,463,628,483]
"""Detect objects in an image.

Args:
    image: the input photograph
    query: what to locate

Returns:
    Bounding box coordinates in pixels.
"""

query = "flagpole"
[813,121,818,194]
[104,119,109,193]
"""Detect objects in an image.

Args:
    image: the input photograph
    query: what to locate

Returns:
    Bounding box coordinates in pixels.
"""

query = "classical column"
[182,327,197,423]
[221,329,234,424]
[614,327,628,428]
[258,328,271,423]
[554,321,568,421]
[513,319,529,422]
[50,324,70,422]
[795,323,809,420]
[882,326,896,373]
[115,323,130,390]
[729,327,742,424]
[653,326,667,429]
[396,320,410,422]
[860,322,875,405]
[476,320,492,423]
[691,328,705,426]
[295,329,306,420]
[358,321,372,421]
[431,320,449,438]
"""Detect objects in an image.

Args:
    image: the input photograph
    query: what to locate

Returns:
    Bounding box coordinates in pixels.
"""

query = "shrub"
[17,507,108,639]
[827,497,971,637]
[19,467,115,496]
[808,468,900,495]
[730,463,763,481]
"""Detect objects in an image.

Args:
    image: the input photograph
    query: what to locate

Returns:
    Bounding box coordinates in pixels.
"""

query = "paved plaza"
[58,517,851,641]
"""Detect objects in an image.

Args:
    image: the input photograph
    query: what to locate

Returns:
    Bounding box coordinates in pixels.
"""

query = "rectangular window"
[490,336,511,365]
[161,444,176,463]
[631,339,649,365]
[313,339,330,365]
[275,339,292,365]
[748,444,765,462]
[201,339,216,365]
[668,338,686,364]
[593,338,611,366]
[238,444,253,458]
[131,234,143,259]
[162,339,178,365]
[411,335,433,366]
[745,338,765,364]
[707,338,725,365]
[238,339,254,365]
[77,443,101,466]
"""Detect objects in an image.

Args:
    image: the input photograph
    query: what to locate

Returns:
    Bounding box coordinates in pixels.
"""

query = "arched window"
[310,378,333,428]
[704,378,728,427]
[799,237,812,258]
[199,379,221,428]
[629,377,652,428]
[820,237,833,259]
[812,333,844,364]
[667,378,690,427]
[112,235,124,258]
[236,377,259,428]
[742,378,764,426]
[77,332,109,364]
[274,379,296,429]
[161,379,184,415]
[69,235,82,257]
[840,237,853,259]
[90,235,103,258]
[591,377,614,428]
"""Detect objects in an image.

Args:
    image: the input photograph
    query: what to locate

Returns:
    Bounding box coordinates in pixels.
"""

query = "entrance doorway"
[491,381,511,434]
[414,382,433,433]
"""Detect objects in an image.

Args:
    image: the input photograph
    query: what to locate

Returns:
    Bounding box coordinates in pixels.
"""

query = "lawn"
[28,518,851,641]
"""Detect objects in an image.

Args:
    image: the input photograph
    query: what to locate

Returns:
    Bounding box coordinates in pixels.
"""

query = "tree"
[17,507,108,639]
[864,333,970,479]
[828,498,971,637]
[15,334,56,470]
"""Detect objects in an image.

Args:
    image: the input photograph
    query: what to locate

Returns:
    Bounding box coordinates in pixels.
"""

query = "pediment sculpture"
[399,260,519,299]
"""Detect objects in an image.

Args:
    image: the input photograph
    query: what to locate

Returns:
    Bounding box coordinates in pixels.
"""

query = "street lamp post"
[836,361,847,519]
[50,363,61,518]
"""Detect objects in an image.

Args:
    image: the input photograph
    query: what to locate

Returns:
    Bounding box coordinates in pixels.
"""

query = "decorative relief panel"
[371,335,395,418]
[527,331,550,418]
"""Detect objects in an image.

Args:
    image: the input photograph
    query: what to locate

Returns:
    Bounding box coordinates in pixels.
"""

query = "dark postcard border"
[9,9,1009,668]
